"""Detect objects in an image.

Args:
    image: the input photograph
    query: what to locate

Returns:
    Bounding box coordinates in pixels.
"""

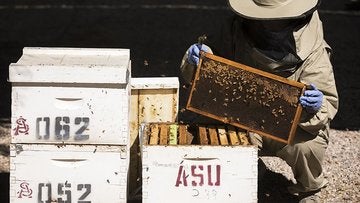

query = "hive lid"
[9,47,130,84]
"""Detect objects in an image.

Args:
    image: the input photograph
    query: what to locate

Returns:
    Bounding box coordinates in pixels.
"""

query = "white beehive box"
[10,144,128,203]
[9,47,130,145]
[141,124,258,203]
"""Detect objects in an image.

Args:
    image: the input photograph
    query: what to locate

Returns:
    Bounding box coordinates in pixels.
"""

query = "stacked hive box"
[141,123,258,203]
[128,77,179,200]
[9,47,131,202]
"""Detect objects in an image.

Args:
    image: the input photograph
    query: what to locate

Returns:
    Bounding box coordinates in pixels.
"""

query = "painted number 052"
[36,117,90,140]
[38,183,91,203]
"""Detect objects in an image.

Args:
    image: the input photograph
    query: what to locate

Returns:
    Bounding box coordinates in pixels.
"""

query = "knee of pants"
[277,137,327,167]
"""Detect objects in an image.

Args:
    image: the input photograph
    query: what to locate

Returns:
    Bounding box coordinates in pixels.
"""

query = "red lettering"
[215,165,221,186]
[208,165,213,186]
[18,182,33,198]
[207,165,221,186]
[175,164,221,187]
[191,165,204,186]
[175,165,188,187]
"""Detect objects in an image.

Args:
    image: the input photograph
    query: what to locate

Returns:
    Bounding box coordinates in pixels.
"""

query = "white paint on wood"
[9,47,130,84]
[131,77,179,89]
[11,86,130,145]
[20,47,130,58]
[142,145,257,203]
[10,144,128,203]
[9,47,133,202]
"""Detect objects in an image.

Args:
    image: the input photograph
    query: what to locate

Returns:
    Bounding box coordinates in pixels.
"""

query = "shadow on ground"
[0,173,9,202]
[258,171,299,203]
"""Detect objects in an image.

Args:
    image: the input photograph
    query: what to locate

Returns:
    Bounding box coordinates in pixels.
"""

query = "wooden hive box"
[141,123,257,203]
[9,47,131,145]
[10,144,128,203]
[8,47,131,203]
[128,77,179,199]
[187,52,306,144]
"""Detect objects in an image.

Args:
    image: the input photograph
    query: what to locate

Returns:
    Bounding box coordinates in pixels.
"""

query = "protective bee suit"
[180,4,339,197]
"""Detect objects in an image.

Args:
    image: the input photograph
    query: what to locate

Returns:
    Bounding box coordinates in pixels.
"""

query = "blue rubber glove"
[299,84,323,113]
[187,43,210,66]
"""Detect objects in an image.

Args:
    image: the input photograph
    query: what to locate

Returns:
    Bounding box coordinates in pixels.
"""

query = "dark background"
[0,0,359,129]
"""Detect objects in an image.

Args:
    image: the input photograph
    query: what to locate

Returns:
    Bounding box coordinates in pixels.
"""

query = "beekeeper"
[180,0,339,202]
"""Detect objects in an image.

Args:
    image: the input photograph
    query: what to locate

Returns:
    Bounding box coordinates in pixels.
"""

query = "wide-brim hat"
[228,0,320,20]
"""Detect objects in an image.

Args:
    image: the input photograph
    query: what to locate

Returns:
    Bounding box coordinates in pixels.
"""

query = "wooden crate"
[9,47,130,145]
[10,144,128,203]
[130,77,179,146]
[141,123,257,203]
[128,77,179,199]
[187,52,306,144]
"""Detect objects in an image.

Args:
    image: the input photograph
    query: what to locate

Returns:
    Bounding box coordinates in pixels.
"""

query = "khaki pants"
[250,131,329,194]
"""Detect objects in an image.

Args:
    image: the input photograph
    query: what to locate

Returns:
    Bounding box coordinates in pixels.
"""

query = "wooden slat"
[186,131,194,145]
[208,126,219,145]
[228,126,240,145]
[169,124,178,145]
[143,125,151,146]
[178,125,188,145]
[217,126,229,145]
[238,130,250,146]
[198,126,208,145]
[130,90,140,147]
[159,124,169,145]
[149,124,159,145]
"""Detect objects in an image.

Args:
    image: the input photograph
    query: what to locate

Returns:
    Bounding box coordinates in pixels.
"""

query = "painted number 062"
[36,117,90,140]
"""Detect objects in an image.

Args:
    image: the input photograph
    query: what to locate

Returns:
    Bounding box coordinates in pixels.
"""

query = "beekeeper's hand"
[299,84,323,113]
[187,43,211,66]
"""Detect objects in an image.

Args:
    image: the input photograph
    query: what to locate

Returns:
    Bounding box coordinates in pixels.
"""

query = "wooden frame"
[142,123,249,146]
[186,52,306,144]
